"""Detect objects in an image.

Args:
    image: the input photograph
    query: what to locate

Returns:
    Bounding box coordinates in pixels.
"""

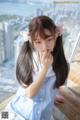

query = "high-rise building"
[14,30,27,62]
[2,22,14,62]
[0,23,5,64]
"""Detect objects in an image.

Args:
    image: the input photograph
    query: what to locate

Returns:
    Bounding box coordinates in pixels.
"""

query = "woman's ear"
[27,32,36,51]
[27,33,35,51]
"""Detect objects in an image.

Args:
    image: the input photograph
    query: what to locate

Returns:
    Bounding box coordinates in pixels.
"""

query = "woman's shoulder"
[16,86,26,96]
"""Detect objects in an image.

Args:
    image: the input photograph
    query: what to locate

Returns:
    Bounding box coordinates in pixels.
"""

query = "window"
[0,0,80,106]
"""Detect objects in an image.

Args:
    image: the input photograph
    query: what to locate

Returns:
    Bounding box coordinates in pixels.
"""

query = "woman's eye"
[47,39,52,41]
[35,41,41,44]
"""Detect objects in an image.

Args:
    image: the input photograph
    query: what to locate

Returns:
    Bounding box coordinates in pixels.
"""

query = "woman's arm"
[25,65,48,98]
[25,51,53,98]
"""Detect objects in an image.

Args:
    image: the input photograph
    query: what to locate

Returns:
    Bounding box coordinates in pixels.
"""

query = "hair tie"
[55,25,63,39]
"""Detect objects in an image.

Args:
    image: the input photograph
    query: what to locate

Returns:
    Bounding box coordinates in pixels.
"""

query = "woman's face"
[33,29,56,54]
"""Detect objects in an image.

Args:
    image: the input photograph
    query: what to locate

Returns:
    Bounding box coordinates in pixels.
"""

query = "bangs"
[31,28,55,42]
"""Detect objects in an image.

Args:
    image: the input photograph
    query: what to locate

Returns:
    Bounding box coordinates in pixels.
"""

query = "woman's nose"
[42,42,48,51]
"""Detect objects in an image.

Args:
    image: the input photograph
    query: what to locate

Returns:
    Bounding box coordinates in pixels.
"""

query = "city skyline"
[0,1,80,64]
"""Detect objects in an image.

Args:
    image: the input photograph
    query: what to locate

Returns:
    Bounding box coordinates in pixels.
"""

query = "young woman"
[6,15,69,120]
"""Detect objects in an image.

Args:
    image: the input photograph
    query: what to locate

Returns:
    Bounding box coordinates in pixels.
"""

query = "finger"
[55,97,65,103]
[42,51,49,60]
[56,99,65,103]
[54,98,65,105]
[41,52,47,64]
[49,54,53,64]
[54,101,64,105]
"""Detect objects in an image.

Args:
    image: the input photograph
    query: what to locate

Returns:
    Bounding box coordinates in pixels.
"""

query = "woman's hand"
[40,51,53,69]
[54,95,65,105]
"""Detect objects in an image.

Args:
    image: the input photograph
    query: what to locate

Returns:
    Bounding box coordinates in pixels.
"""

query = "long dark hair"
[16,15,69,88]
